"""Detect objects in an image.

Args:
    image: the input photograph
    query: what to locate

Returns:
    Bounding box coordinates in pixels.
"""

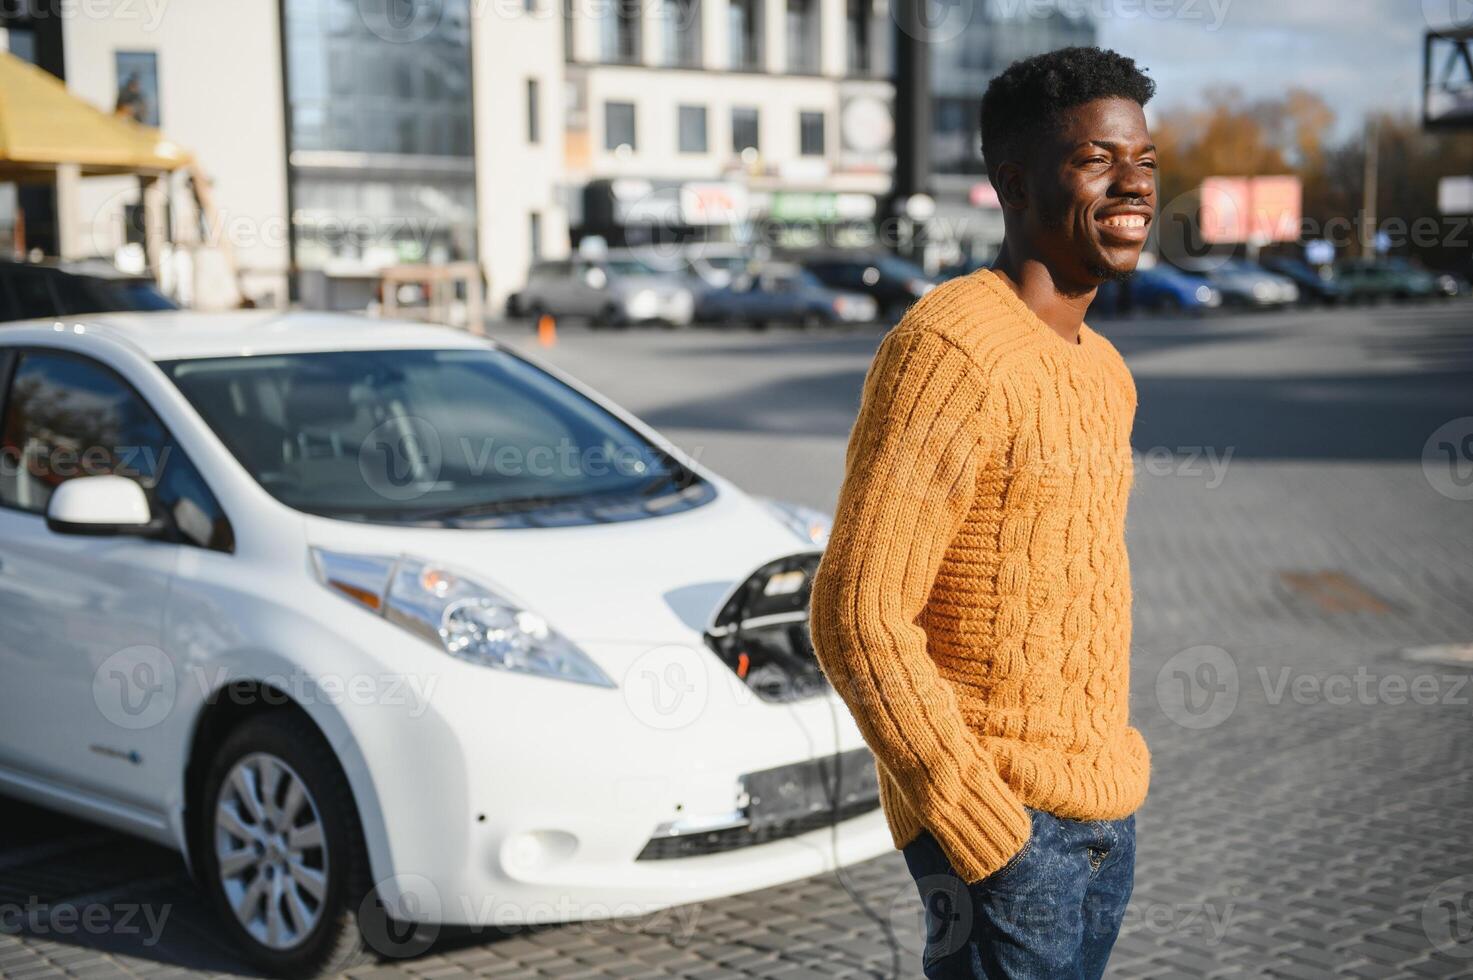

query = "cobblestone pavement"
[3,303,1471,979]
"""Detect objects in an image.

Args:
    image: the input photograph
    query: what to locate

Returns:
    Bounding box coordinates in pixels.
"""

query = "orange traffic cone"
[537,314,557,347]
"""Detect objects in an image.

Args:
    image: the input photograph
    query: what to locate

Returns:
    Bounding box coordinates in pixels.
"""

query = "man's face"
[1022,96,1156,288]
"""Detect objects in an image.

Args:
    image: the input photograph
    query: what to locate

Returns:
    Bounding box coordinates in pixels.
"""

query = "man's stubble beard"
[1034,198,1135,293]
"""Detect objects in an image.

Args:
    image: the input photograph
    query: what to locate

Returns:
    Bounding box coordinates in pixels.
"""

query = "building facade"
[3,0,897,312]
[563,0,895,254]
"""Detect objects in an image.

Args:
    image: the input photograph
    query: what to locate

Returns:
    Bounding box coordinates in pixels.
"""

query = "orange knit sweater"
[809,268,1150,884]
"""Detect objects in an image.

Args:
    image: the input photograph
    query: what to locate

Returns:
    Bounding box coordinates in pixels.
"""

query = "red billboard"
[1199,175,1303,244]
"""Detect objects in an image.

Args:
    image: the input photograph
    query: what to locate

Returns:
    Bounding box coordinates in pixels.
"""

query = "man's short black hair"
[979,46,1155,178]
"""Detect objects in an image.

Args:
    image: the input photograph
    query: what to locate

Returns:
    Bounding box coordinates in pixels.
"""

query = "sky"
[1092,0,1454,139]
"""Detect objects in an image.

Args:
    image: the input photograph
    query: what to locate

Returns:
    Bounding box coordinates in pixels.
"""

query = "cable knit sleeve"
[809,324,1031,885]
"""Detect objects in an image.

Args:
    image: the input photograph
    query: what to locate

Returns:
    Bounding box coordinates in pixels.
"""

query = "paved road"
[4,301,1472,979]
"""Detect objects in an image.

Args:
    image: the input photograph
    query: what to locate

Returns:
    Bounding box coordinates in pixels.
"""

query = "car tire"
[523,301,546,323]
[799,312,825,331]
[593,304,624,329]
[196,712,373,978]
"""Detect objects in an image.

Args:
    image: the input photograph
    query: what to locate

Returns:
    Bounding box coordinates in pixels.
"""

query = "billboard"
[1424,28,1473,130]
[1199,175,1303,245]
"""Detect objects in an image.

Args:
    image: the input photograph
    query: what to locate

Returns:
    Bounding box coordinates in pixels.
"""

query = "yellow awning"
[0,50,192,180]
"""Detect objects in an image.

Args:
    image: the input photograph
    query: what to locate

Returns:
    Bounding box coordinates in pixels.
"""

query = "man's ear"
[992,162,1027,211]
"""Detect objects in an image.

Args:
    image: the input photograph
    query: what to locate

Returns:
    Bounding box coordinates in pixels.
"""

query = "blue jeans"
[901,806,1136,980]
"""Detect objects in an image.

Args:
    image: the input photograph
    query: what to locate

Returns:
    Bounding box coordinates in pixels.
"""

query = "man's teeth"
[1100,215,1147,228]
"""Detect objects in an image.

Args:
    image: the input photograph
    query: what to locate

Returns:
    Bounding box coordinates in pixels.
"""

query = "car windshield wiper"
[401,491,617,523]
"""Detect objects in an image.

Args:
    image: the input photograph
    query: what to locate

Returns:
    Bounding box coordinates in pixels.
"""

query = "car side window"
[0,351,234,552]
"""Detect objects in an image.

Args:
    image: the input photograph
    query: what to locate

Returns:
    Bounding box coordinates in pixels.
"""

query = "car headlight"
[1194,285,1213,303]
[312,549,615,688]
[759,499,833,548]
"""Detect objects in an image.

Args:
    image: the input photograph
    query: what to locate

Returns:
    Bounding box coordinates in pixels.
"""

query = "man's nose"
[1113,163,1155,200]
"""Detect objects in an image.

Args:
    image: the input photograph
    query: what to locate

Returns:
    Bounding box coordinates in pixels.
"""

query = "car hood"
[299,479,817,645]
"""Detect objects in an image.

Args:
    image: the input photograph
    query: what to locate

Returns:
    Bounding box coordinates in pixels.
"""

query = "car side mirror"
[46,475,165,538]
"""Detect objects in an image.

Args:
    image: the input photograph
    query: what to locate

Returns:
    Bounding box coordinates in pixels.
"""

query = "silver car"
[510,255,695,327]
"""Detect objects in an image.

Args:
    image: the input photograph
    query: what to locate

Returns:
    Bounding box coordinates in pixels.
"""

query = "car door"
[0,348,232,810]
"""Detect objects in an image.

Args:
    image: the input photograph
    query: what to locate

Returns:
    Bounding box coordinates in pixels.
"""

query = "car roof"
[0,257,154,282]
[0,310,491,362]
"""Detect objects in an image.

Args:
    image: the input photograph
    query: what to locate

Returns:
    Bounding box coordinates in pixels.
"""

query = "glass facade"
[282,0,477,283]
[930,0,1095,175]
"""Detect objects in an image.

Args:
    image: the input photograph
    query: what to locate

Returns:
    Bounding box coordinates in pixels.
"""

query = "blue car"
[1094,264,1222,316]
[695,262,878,328]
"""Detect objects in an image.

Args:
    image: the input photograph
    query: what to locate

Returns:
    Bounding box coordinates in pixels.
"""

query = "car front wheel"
[197,713,372,977]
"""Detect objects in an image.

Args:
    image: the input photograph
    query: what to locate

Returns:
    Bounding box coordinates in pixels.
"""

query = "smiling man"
[809,47,1157,979]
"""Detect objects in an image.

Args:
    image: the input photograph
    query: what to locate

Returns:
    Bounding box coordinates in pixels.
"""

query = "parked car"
[1173,259,1299,308]
[507,254,694,327]
[0,258,177,322]
[1334,258,1441,303]
[695,262,877,328]
[1096,264,1222,315]
[1379,257,1445,300]
[798,251,937,323]
[0,310,888,976]
[1259,257,1349,305]
[678,244,767,290]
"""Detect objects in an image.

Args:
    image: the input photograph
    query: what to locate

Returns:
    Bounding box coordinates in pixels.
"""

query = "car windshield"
[161,347,708,526]
[604,258,658,277]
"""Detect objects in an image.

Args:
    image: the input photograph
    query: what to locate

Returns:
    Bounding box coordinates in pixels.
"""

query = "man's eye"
[1140,160,1157,171]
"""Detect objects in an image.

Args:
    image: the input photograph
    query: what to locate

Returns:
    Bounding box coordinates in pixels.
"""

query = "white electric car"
[0,312,889,976]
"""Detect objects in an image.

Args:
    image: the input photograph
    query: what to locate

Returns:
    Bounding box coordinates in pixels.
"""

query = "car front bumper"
[355,638,891,927]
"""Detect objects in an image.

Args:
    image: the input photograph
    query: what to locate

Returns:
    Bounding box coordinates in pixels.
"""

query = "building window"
[526,78,540,143]
[732,106,760,154]
[114,51,161,127]
[601,0,641,63]
[678,105,708,153]
[605,101,637,151]
[799,111,825,156]
[786,0,819,73]
[728,0,762,70]
[846,0,870,74]
[529,211,542,262]
[660,0,702,67]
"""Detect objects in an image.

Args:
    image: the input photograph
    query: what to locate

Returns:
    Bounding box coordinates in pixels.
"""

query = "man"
[809,46,1156,979]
